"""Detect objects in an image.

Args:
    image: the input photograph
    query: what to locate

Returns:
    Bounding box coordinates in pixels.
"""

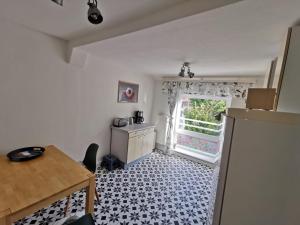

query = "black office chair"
[67,214,95,225]
[64,144,100,217]
[82,143,99,173]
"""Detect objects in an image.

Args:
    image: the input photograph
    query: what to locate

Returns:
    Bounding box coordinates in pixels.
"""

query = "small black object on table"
[7,147,45,162]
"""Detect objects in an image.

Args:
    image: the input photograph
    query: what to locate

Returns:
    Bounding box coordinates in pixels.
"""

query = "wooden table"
[0,145,95,225]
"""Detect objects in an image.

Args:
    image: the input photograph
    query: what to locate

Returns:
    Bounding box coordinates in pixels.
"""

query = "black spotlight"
[187,67,195,78]
[188,72,195,78]
[179,66,185,77]
[51,0,63,6]
[87,0,103,24]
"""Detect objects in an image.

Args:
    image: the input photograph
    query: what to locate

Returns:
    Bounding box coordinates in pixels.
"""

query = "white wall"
[0,18,154,161]
[151,80,169,147]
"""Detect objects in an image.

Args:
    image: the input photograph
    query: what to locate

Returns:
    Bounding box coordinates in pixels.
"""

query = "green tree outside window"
[183,99,226,136]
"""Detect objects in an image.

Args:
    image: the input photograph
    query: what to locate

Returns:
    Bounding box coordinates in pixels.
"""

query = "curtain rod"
[161,76,261,83]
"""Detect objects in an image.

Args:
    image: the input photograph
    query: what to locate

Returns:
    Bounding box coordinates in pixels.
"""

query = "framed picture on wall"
[118,81,139,103]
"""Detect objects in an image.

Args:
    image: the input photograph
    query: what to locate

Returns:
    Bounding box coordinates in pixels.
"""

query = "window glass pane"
[179,97,226,136]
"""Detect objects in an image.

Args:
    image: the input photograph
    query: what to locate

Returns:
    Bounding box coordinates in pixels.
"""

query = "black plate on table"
[7,147,45,162]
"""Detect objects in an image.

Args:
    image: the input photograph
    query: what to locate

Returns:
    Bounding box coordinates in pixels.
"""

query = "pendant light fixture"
[178,62,195,78]
[51,0,103,25]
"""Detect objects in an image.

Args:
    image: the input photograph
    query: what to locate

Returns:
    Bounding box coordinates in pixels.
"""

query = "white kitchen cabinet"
[111,123,155,167]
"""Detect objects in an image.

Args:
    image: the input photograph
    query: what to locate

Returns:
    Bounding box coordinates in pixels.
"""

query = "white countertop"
[112,123,155,132]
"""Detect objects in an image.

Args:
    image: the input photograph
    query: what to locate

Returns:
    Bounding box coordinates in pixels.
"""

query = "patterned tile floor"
[15,152,215,225]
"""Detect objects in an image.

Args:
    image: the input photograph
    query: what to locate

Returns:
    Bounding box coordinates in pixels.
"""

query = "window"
[176,96,227,136]
[174,95,230,161]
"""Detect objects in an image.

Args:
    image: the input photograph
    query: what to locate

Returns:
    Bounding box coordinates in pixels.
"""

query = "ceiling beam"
[68,0,243,52]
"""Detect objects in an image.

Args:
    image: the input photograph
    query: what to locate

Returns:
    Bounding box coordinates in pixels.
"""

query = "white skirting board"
[155,143,167,152]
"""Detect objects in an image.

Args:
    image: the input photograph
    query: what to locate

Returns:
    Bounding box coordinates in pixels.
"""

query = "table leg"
[0,217,6,225]
[0,209,11,225]
[85,174,96,214]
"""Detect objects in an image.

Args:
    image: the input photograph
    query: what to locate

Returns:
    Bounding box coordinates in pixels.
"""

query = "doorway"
[174,95,231,163]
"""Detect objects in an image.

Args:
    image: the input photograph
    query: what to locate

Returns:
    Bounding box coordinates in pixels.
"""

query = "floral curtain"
[164,82,180,154]
[162,81,253,98]
[162,80,254,154]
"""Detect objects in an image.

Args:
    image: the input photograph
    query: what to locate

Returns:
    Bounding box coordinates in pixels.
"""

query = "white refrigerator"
[212,108,300,225]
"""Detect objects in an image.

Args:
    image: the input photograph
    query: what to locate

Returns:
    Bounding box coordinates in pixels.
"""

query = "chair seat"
[69,214,95,225]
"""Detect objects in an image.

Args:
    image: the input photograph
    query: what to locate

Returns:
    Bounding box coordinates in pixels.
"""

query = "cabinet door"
[128,136,138,163]
[128,135,143,163]
[128,131,155,163]
[143,131,155,155]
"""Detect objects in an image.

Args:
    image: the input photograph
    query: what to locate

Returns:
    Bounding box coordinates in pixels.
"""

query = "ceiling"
[81,0,300,77]
[0,0,186,40]
[1,0,300,77]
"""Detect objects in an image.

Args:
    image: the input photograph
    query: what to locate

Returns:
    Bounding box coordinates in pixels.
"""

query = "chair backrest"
[69,214,95,225]
[82,143,99,173]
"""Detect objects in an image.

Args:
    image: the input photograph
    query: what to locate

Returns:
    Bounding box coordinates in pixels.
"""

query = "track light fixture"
[51,0,63,6]
[178,62,195,78]
[87,0,103,24]
[51,0,103,25]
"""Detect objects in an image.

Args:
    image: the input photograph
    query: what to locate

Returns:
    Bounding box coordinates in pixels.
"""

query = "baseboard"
[155,143,167,151]
[122,154,151,169]
[96,161,102,169]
